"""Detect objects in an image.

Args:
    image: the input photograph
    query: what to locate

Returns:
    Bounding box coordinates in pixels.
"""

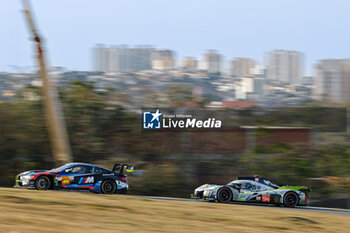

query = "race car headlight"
[21,175,34,180]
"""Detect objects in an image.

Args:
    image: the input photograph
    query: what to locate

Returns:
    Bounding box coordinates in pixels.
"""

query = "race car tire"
[217,187,233,203]
[283,191,299,207]
[101,180,116,194]
[35,176,51,190]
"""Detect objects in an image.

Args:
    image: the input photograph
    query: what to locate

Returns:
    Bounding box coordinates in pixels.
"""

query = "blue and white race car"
[193,176,310,207]
[15,163,134,194]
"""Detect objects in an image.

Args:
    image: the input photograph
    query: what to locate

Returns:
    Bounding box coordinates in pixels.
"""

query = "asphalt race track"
[6,188,350,216]
[132,195,350,216]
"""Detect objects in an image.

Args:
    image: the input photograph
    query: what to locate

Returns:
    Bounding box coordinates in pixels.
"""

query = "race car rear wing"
[112,164,135,175]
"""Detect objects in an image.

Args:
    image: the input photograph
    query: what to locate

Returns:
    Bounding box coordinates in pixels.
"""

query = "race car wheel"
[101,180,116,194]
[283,191,299,207]
[217,187,232,203]
[35,176,51,190]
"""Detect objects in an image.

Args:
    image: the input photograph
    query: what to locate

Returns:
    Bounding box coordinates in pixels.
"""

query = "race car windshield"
[50,164,71,172]
[227,181,239,186]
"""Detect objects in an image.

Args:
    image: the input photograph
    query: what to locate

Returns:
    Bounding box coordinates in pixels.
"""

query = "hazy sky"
[1,0,350,75]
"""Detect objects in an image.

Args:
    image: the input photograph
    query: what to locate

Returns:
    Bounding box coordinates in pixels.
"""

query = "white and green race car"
[192,176,310,207]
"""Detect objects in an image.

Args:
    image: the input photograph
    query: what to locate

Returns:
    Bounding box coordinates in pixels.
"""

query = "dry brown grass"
[0,188,348,233]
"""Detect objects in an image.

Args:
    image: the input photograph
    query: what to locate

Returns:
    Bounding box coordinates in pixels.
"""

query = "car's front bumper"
[14,174,35,189]
[193,189,217,201]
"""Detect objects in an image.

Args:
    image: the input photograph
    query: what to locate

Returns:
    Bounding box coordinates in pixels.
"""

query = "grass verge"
[0,188,348,233]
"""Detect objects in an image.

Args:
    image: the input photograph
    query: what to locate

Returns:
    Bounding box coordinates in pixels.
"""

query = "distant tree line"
[0,81,349,200]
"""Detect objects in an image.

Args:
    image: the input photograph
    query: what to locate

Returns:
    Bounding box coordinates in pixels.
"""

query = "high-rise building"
[151,49,174,70]
[314,59,350,102]
[182,57,197,72]
[107,46,120,72]
[93,44,109,72]
[231,58,255,77]
[93,45,153,72]
[266,49,303,84]
[235,77,264,100]
[130,45,153,70]
[203,50,221,74]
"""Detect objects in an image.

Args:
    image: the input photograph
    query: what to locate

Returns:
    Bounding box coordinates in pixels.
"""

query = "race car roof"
[61,163,111,171]
[237,177,280,188]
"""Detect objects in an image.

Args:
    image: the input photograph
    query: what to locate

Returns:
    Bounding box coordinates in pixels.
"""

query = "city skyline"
[2,0,350,75]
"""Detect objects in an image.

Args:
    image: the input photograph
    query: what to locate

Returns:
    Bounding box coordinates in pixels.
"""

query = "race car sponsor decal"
[256,196,261,201]
[86,176,94,183]
[79,176,94,184]
[262,194,270,202]
[116,180,128,189]
[62,176,70,185]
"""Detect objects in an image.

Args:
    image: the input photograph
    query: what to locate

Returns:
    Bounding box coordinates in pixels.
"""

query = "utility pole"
[21,0,72,166]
